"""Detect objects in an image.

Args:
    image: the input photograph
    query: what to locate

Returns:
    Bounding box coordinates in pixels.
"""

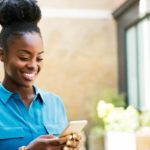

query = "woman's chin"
[19,79,35,88]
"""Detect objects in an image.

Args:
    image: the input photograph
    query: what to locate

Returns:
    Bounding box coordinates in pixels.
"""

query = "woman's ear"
[0,48,5,62]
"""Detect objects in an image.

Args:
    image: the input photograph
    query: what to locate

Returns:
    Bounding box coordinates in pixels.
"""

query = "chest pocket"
[45,124,66,137]
[0,127,24,139]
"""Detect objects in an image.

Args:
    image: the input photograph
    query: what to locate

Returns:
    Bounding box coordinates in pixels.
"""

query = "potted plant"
[97,100,140,150]
[88,91,126,150]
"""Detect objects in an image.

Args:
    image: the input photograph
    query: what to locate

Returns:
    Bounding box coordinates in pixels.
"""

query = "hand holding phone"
[59,120,88,138]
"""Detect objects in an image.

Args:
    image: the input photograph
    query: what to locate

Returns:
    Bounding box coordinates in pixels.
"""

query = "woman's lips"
[22,73,37,81]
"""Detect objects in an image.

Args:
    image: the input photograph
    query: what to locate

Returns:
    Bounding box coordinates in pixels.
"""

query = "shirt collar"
[0,84,45,104]
[32,85,45,104]
[0,84,13,104]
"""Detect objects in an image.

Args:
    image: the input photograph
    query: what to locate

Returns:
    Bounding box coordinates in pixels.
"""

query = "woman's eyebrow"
[16,49,44,55]
[38,51,44,55]
[16,49,31,55]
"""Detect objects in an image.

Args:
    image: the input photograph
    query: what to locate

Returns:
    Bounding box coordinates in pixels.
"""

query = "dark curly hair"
[0,0,42,52]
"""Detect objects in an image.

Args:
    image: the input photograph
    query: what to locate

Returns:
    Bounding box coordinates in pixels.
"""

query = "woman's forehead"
[7,32,43,53]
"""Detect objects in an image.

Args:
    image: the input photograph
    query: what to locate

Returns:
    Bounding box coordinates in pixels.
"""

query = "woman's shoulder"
[39,88,60,98]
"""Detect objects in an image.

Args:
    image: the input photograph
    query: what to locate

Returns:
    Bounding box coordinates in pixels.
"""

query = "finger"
[67,134,73,140]
[63,146,69,150]
[72,140,79,148]
[66,140,76,147]
[66,140,79,148]
[74,140,80,148]
[66,140,72,147]
[72,133,81,141]
[60,133,73,138]
[66,140,75,147]
[60,135,73,144]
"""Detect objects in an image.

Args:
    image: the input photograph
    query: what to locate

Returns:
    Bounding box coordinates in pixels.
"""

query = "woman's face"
[2,32,44,88]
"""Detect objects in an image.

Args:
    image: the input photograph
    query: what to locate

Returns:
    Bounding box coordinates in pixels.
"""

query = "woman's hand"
[25,134,64,150]
[60,133,81,150]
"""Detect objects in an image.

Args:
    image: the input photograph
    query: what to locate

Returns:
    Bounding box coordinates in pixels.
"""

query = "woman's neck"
[2,78,35,107]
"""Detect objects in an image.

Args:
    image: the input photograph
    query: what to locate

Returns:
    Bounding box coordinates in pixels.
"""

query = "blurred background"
[36,0,125,123]
[1,0,150,149]
[36,0,125,121]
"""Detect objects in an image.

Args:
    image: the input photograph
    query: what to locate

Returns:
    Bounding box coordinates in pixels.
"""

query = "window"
[126,16,150,110]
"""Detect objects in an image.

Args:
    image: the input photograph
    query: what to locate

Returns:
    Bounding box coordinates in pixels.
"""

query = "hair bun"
[0,0,41,26]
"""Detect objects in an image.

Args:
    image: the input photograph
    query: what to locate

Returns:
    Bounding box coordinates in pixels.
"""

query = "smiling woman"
[2,33,44,89]
[0,0,81,150]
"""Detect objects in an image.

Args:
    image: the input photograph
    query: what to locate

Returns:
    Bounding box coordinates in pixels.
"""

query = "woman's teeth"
[23,73,36,80]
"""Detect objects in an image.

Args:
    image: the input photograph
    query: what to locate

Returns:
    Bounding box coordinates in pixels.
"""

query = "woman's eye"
[37,58,43,62]
[19,57,30,61]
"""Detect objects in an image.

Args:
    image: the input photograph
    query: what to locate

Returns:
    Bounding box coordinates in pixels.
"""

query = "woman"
[0,0,80,150]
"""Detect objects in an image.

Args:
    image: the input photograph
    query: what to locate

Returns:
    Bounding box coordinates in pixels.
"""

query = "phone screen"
[59,120,87,137]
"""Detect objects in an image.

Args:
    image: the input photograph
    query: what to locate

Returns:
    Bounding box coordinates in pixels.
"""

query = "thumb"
[43,137,61,146]
[39,134,55,139]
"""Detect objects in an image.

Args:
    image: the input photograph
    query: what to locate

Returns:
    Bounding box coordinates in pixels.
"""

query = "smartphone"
[59,120,88,137]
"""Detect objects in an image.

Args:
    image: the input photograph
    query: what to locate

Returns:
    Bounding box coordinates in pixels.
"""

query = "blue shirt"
[0,84,68,150]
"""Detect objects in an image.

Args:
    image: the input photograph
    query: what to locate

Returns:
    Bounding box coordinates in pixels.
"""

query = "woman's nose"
[26,59,37,70]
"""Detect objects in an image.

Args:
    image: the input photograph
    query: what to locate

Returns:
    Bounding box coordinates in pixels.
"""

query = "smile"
[22,73,37,81]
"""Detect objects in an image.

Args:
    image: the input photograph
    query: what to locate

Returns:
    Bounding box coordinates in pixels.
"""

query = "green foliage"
[90,90,125,125]
[97,101,140,132]
[90,90,150,138]
[100,90,126,107]
[140,110,150,127]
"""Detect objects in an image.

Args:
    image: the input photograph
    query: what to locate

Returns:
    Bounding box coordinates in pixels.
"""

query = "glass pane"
[137,21,144,109]
[126,27,139,108]
[137,18,150,110]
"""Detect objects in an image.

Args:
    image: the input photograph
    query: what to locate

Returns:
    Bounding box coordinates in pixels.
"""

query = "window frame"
[113,0,150,108]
